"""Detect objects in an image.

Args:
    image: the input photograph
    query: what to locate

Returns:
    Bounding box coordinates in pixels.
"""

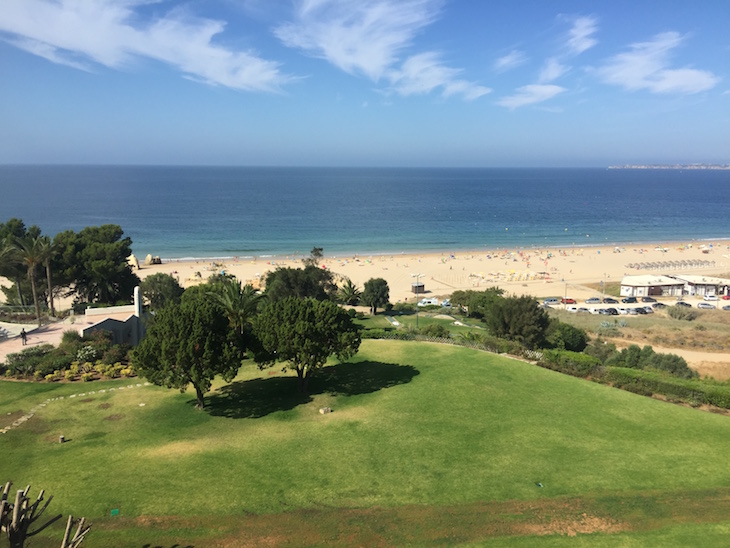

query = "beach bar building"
[671,275,730,297]
[620,275,685,298]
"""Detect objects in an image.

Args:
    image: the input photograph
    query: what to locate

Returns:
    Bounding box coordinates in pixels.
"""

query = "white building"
[620,274,730,298]
[620,275,685,298]
[671,275,730,297]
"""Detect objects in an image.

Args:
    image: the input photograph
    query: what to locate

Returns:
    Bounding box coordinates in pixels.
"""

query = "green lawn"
[4,340,730,545]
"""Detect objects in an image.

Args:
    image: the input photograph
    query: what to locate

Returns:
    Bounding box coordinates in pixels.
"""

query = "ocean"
[0,166,728,259]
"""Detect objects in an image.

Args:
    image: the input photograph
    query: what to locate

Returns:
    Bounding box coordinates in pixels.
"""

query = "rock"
[319,407,332,414]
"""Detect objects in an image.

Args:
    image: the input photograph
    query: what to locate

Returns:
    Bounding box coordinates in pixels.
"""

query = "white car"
[698,302,716,309]
[704,295,718,301]
[566,305,578,313]
[617,307,628,315]
[417,298,440,307]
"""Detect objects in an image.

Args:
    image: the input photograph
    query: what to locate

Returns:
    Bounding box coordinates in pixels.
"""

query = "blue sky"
[1,0,728,167]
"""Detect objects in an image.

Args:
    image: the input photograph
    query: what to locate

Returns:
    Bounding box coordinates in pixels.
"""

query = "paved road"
[0,319,79,363]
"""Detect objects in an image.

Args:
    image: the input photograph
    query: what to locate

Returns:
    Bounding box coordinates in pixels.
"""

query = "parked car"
[703,295,718,301]
[643,306,654,314]
[722,295,730,300]
[543,298,560,305]
[653,302,667,309]
[635,307,648,314]
[698,302,716,309]
[561,298,576,304]
[628,308,638,315]
[566,305,578,313]
[586,297,601,304]
[621,297,637,303]
[598,308,610,315]
[605,308,619,315]
[676,301,692,308]
[602,297,618,304]
[617,307,628,315]
[418,297,440,307]
[577,307,589,313]
[722,305,730,311]
[641,297,657,303]
[440,299,452,308]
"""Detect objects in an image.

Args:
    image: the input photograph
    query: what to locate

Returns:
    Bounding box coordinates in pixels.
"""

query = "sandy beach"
[131,241,730,303]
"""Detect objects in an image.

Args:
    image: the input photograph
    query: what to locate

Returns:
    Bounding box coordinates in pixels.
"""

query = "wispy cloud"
[276,0,487,100]
[595,32,719,94]
[388,52,491,100]
[0,0,292,92]
[494,50,527,72]
[496,84,566,110]
[566,15,598,54]
[538,57,569,83]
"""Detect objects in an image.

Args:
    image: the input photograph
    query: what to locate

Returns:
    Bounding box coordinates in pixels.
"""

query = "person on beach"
[20,328,27,345]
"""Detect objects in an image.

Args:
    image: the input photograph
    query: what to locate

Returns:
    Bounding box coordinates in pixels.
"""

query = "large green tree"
[336,278,362,306]
[361,278,389,315]
[52,225,140,304]
[133,288,239,409]
[484,294,550,350]
[0,219,41,306]
[139,272,184,311]
[264,265,336,302]
[253,297,361,393]
[450,288,505,319]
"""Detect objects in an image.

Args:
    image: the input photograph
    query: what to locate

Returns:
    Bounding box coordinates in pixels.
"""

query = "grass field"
[4,340,730,546]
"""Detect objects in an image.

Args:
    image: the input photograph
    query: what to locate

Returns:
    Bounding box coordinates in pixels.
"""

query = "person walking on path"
[20,328,27,346]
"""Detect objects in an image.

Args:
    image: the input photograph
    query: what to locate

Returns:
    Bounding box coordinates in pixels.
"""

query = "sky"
[1,0,728,167]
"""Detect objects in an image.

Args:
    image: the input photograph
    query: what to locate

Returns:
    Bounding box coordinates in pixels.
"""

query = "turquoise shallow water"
[1,166,728,259]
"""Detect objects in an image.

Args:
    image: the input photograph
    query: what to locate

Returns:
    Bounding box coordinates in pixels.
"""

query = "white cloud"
[276,0,486,100]
[276,0,441,81]
[496,84,566,109]
[566,15,598,54]
[0,0,292,92]
[538,57,568,83]
[596,32,719,94]
[388,52,491,100]
[494,50,527,72]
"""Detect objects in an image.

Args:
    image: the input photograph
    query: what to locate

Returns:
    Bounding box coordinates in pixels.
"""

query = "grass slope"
[4,340,730,545]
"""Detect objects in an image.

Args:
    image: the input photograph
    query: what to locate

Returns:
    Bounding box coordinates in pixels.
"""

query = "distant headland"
[608,164,730,170]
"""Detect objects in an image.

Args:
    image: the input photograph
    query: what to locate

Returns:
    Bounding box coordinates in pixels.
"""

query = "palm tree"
[337,278,362,306]
[0,236,25,306]
[208,277,266,357]
[38,235,56,317]
[13,235,45,326]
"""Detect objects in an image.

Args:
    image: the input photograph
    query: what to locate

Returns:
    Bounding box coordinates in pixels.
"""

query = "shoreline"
[151,237,730,265]
[131,238,730,305]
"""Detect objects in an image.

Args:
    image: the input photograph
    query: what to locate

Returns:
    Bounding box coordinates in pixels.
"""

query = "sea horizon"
[1,165,729,259]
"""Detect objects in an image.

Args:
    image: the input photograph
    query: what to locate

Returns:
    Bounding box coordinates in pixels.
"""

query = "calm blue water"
[1,166,728,259]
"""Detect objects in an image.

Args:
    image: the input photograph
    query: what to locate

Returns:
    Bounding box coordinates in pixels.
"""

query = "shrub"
[420,324,451,339]
[547,321,589,352]
[4,344,55,377]
[393,302,416,313]
[668,306,698,321]
[34,371,44,381]
[120,366,135,378]
[76,345,98,363]
[81,372,94,382]
[61,330,83,346]
[64,370,75,381]
[44,373,56,382]
[540,350,602,378]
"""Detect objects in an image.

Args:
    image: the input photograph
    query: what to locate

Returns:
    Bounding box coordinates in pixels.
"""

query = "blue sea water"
[0,166,728,259]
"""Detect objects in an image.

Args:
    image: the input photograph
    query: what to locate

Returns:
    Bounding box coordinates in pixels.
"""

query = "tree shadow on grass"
[202,361,419,419]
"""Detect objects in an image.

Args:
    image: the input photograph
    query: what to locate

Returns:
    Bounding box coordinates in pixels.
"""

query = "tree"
[132,288,239,409]
[139,272,184,311]
[13,235,45,326]
[207,276,265,358]
[253,297,361,393]
[38,236,56,317]
[0,219,42,306]
[546,320,589,352]
[52,225,139,304]
[484,294,550,349]
[450,288,504,319]
[361,278,389,315]
[337,278,362,306]
[264,265,336,302]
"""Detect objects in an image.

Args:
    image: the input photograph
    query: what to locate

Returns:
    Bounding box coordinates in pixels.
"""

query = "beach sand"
[131,241,730,304]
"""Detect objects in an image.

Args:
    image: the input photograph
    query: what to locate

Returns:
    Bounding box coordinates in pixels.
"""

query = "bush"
[81,372,94,382]
[540,350,602,378]
[668,306,698,321]
[393,302,415,313]
[61,330,83,346]
[547,321,589,352]
[76,345,99,363]
[420,324,451,339]
[64,370,75,381]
